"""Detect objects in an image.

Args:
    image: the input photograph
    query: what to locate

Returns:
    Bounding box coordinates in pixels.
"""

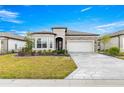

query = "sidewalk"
[0,79,124,87]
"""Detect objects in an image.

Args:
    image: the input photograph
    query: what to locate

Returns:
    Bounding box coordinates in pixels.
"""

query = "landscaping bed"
[17,49,69,57]
[0,54,77,79]
[98,47,124,60]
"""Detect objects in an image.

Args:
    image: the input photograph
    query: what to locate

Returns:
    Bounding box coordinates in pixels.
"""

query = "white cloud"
[96,21,124,29]
[0,10,22,23]
[81,7,92,12]
[9,30,27,36]
[95,21,124,33]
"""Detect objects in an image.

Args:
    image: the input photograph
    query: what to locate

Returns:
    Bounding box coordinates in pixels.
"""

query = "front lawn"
[0,54,76,79]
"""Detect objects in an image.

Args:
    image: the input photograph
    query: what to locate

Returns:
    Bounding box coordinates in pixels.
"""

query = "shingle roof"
[108,30,124,37]
[66,30,99,36]
[30,30,99,36]
[0,32,25,41]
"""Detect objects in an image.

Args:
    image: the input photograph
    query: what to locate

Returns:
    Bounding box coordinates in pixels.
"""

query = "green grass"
[0,54,77,79]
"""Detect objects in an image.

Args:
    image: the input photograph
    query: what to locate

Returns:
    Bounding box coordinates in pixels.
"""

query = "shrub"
[108,47,120,56]
[18,51,25,56]
[56,50,67,55]
[47,49,53,55]
[119,52,124,56]
[104,49,109,54]
[17,48,68,56]
[31,51,36,56]
[42,50,47,55]
[37,50,42,55]
[11,50,15,53]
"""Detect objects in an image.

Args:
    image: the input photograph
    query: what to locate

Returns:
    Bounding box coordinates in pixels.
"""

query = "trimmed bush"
[11,50,15,53]
[18,49,68,56]
[37,50,42,55]
[108,47,120,56]
[18,51,25,56]
[56,50,66,54]
[31,51,36,56]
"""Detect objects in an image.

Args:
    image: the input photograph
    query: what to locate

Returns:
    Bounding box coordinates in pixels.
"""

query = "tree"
[101,35,111,50]
[24,32,33,53]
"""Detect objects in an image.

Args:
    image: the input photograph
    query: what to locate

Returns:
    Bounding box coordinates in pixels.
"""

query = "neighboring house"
[0,32,25,54]
[31,27,99,52]
[99,30,124,52]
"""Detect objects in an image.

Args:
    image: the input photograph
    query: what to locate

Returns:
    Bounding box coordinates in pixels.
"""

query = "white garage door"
[67,40,94,52]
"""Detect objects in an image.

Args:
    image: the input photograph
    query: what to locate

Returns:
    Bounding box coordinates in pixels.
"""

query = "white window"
[50,41,52,48]
[37,38,41,48]
[32,39,35,48]
[15,44,17,50]
[41,41,47,48]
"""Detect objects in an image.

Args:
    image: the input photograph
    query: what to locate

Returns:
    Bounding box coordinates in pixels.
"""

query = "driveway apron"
[65,53,124,79]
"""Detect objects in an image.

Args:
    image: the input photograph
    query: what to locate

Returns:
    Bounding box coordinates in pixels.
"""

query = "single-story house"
[99,30,124,52]
[0,32,25,54]
[31,27,99,52]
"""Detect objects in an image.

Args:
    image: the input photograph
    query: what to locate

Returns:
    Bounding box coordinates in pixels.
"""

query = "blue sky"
[0,5,124,35]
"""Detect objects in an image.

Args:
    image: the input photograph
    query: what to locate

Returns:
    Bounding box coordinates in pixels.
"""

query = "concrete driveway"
[65,53,124,79]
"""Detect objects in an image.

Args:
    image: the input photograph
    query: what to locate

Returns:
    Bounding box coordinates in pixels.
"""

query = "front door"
[56,37,63,50]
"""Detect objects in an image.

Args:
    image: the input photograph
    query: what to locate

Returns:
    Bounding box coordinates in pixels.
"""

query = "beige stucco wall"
[8,39,25,52]
[0,37,25,54]
[100,36,119,50]
[0,37,8,54]
[100,35,124,52]
[119,35,124,52]
[52,29,66,49]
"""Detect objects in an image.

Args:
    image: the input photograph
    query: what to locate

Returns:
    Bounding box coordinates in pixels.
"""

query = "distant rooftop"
[108,30,124,37]
[0,32,25,41]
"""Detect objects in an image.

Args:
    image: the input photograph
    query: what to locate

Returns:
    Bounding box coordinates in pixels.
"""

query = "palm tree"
[101,35,111,50]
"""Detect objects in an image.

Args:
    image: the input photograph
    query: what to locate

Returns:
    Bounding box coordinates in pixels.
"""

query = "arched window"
[37,38,41,48]
[42,40,47,48]
[50,41,52,48]
[15,44,17,50]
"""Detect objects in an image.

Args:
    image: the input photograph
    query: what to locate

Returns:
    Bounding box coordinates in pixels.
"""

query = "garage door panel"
[67,40,94,52]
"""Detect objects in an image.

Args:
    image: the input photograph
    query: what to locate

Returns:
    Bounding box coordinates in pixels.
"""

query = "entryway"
[56,37,63,50]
